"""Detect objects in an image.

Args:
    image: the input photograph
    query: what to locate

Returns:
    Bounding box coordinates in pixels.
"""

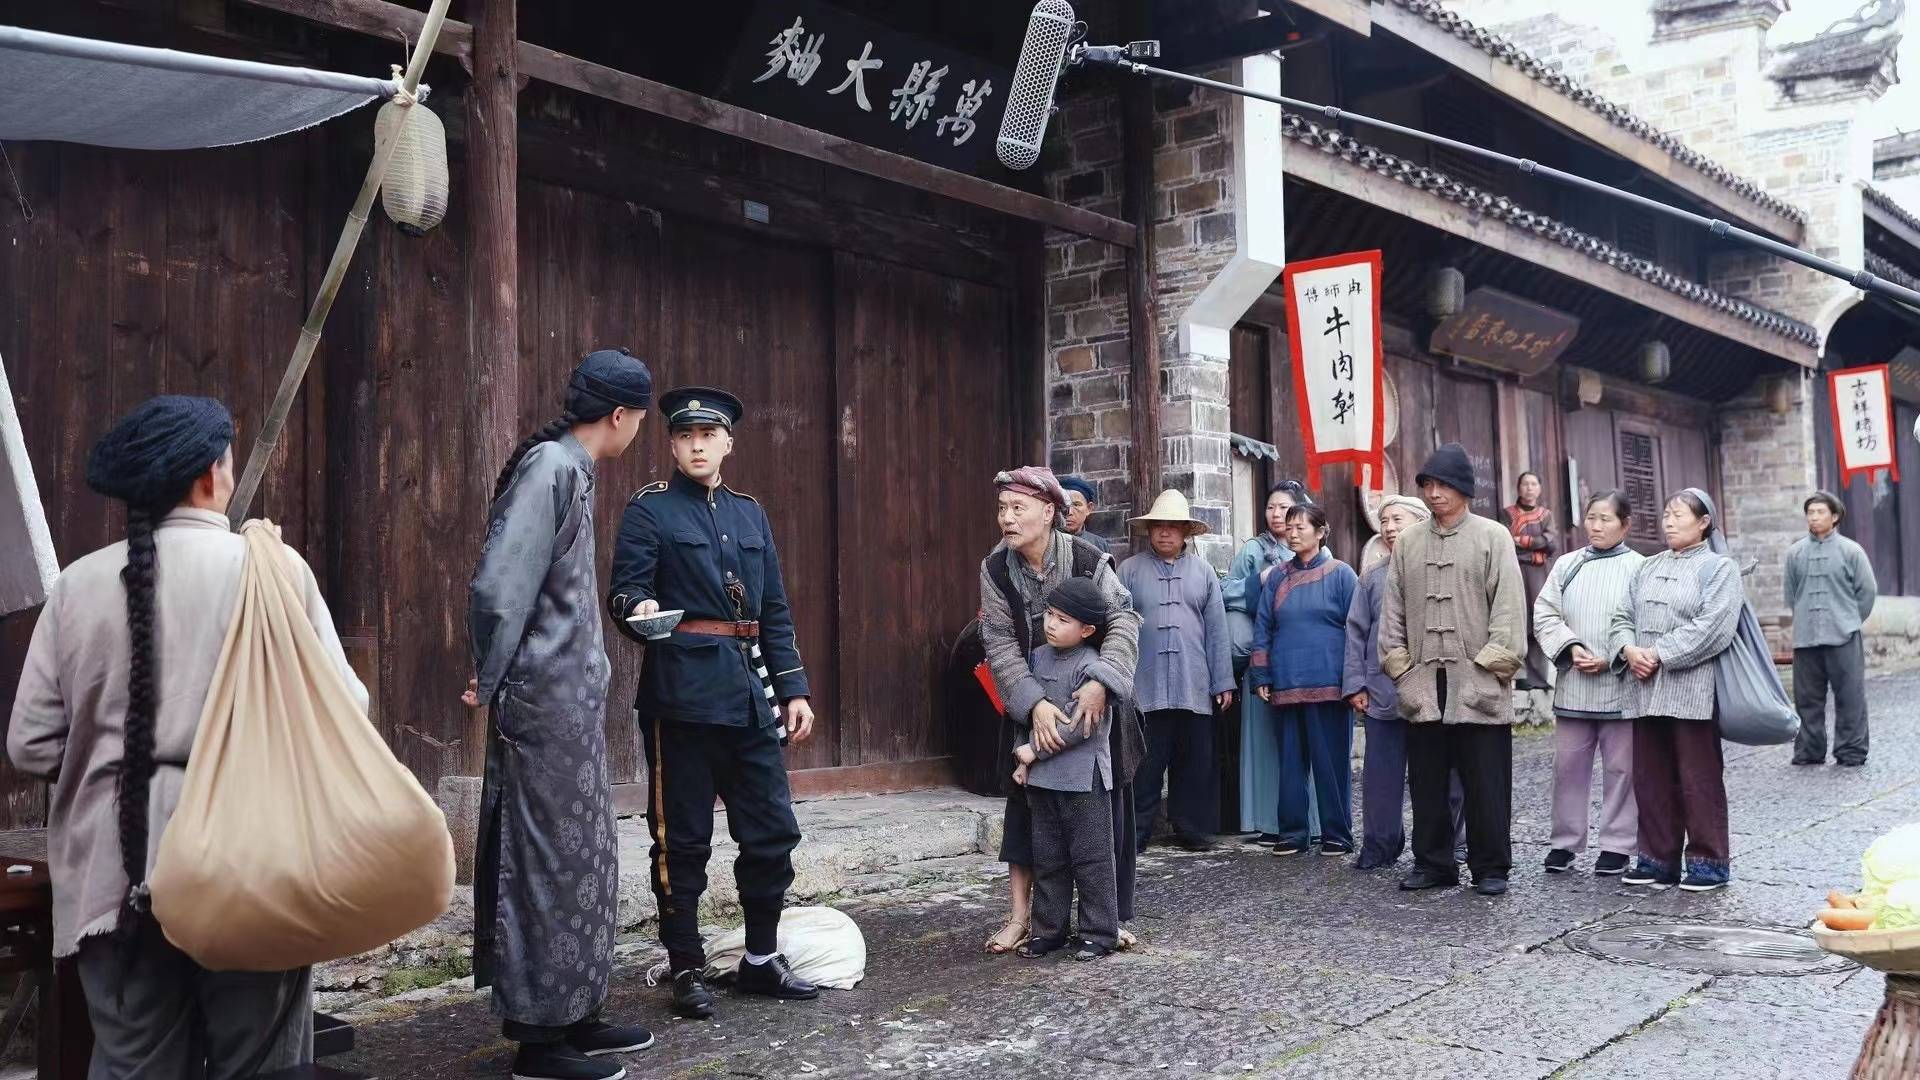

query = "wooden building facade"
[0,0,1149,827]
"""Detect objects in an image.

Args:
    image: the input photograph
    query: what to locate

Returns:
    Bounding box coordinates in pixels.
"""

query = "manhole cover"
[1567,920,1857,977]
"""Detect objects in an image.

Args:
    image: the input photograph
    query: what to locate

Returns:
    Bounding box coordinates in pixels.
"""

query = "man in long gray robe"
[467,350,654,1080]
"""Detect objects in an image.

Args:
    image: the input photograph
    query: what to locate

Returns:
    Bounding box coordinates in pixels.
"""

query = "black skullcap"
[1059,476,1098,504]
[1047,576,1109,629]
[568,348,653,421]
[86,395,234,508]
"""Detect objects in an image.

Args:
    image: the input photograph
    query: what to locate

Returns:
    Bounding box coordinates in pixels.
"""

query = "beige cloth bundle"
[150,521,453,971]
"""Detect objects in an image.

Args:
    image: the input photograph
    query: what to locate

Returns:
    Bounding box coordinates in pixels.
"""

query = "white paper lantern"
[375,99,449,236]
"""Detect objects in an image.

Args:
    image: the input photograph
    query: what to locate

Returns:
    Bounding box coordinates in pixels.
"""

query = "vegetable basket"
[1813,921,1920,974]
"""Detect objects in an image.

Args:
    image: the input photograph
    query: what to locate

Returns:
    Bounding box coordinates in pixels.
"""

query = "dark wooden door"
[658,218,840,772]
[1434,369,1502,518]
[0,137,323,826]
[518,181,667,785]
[834,252,1017,768]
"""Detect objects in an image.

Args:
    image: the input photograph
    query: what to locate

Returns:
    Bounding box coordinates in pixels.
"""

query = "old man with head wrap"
[978,466,1143,956]
[1342,493,1464,870]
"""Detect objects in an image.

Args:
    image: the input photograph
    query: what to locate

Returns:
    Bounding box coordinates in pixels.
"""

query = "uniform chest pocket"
[737,533,767,591]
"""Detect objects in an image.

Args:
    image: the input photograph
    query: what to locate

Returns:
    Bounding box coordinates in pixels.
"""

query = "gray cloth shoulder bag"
[1694,554,1799,746]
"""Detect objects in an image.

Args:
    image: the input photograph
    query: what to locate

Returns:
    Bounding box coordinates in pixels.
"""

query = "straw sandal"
[1117,926,1137,951]
[986,918,1029,954]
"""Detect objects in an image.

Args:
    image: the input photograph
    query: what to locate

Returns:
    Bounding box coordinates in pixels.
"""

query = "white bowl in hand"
[626,608,685,640]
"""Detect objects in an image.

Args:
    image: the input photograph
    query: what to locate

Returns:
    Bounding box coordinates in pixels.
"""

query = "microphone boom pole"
[1075,47,1920,314]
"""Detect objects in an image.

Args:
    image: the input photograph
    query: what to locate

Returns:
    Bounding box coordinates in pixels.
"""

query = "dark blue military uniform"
[606,388,810,979]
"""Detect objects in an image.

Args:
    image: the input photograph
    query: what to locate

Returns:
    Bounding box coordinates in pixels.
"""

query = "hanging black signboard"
[718,0,1016,180]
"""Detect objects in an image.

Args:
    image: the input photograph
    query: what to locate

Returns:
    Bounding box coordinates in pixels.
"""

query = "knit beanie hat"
[1047,577,1109,629]
[1415,443,1476,500]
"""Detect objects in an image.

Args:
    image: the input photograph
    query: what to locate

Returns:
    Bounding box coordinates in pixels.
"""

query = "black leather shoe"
[734,954,820,1000]
[1399,868,1460,890]
[671,970,716,1019]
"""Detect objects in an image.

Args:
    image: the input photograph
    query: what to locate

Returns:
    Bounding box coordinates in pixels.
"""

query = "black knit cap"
[568,348,653,421]
[1047,576,1109,629]
[86,395,234,507]
[1415,442,1476,501]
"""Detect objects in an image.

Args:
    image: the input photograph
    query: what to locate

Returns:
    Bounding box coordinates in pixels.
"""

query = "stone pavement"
[336,671,1920,1079]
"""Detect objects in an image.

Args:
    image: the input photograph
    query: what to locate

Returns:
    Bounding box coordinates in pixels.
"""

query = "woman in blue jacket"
[1251,503,1359,856]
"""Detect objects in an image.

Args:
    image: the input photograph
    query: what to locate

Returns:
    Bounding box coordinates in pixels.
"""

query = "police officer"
[607,386,818,1020]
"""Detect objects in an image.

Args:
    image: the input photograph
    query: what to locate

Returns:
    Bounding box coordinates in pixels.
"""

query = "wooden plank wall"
[0,136,325,824]
[0,84,1033,826]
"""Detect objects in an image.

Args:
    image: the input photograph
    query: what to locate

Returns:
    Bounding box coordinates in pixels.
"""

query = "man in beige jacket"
[1379,443,1527,896]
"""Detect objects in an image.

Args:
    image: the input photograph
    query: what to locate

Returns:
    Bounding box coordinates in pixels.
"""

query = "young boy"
[1010,577,1131,961]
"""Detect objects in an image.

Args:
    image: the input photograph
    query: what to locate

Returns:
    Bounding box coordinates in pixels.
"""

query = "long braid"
[491,412,579,505]
[115,505,161,938]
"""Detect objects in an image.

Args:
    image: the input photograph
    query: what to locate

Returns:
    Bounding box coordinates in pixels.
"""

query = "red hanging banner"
[1282,250,1385,490]
[1828,364,1900,488]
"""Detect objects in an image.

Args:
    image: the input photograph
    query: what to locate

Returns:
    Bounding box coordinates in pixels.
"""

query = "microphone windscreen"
[996,0,1075,171]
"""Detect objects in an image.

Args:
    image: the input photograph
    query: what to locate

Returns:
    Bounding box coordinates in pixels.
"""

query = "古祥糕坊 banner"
[1283,250,1385,490]
[1829,364,1900,487]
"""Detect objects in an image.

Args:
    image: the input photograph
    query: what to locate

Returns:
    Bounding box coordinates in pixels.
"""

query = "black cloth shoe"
[1543,849,1575,873]
[1593,852,1630,876]
[1319,841,1353,857]
[1247,832,1280,846]
[568,1018,655,1057]
[671,970,716,1020]
[1175,833,1215,852]
[1474,877,1509,896]
[1621,860,1678,888]
[1354,853,1388,870]
[1018,937,1069,959]
[734,954,820,1000]
[512,1042,625,1080]
[1072,940,1113,961]
[1399,867,1460,890]
[1838,759,1867,768]
[1791,757,1822,766]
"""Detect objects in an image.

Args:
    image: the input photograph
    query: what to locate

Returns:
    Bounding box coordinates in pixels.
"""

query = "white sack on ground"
[703,906,868,989]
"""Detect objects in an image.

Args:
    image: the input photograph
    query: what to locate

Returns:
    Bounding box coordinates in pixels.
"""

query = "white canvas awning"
[0,25,417,150]
[0,355,55,616]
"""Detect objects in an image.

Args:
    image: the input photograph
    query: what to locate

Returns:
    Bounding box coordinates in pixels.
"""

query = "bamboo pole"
[228,0,454,527]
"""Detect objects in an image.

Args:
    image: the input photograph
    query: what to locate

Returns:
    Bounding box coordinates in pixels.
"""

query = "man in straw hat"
[1120,489,1235,852]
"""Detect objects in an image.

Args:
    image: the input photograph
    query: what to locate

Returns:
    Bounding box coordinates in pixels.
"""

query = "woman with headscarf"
[1224,480,1314,845]
[1342,494,1466,869]
[1252,504,1359,856]
[1608,488,1744,892]
[464,349,658,1079]
[9,396,366,1075]
[979,466,1142,955]
[1534,490,1643,877]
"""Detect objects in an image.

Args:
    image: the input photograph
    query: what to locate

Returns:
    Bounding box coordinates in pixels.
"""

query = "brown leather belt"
[676,619,760,638]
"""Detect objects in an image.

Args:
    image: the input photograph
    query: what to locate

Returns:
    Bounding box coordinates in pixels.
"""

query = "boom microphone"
[996,0,1075,171]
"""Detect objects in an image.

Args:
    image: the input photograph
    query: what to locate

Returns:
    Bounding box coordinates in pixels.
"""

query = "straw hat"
[1130,489,1209,536]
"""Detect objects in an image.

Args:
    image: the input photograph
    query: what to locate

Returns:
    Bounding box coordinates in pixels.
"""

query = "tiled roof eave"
[1864,185,1920,243]
[1383,0,1808,229]
[1281,113,1819,348]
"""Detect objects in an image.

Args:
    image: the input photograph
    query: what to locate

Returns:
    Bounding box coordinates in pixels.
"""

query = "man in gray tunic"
[466,350,656,1080]
[1786,491,1878,767]
[1119,489,1233,852]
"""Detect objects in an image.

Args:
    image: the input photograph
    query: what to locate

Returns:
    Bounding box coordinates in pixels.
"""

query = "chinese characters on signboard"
[723,0,1014,179]
[1428,287,1579,377]
[1828,364,1900,487]
[1283,250,1385,490]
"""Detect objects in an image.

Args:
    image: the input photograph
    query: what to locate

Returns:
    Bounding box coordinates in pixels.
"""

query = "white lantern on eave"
[375,98,449,236]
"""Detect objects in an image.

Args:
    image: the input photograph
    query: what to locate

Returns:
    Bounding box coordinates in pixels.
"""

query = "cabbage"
[1877,879,1920,930]
[1862,823,1920,910]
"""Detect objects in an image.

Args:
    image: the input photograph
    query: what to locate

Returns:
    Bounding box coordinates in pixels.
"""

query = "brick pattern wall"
[1043,75,1241,567]
[1717,376,1818,631]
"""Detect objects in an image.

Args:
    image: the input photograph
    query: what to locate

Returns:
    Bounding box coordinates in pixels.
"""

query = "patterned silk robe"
[468,436,620,1028]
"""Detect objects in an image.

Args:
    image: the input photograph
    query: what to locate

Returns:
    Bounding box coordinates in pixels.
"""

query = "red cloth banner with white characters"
[1283,250,1385,490]
[1829,364,1900,488]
